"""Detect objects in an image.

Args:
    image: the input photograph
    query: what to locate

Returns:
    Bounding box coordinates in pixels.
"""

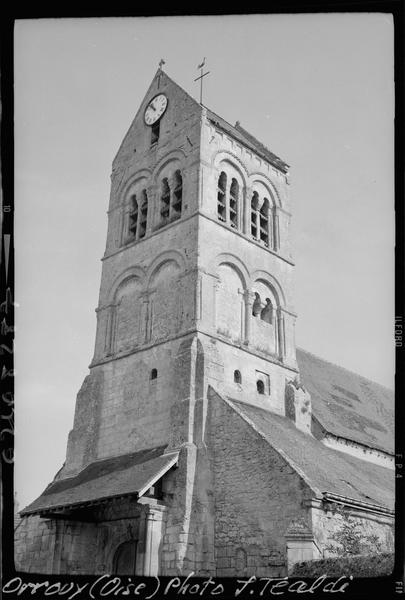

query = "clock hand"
[150,103,156,112]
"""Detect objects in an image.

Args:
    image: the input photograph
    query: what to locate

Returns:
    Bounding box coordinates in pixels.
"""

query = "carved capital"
[244,290,257,306]
[245,186,254,199]
[146,183,158,196]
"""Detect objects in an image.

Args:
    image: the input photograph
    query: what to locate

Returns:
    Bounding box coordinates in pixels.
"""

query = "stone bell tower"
[17,69,304,577]
[62,67,299,475]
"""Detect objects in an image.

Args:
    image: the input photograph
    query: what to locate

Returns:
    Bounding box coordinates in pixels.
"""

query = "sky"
[14,14,394,509]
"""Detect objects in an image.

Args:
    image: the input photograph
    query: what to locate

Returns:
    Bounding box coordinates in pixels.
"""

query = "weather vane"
[194,57,210,105]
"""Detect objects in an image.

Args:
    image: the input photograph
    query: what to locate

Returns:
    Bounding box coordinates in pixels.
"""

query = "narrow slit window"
[151,121,160,145]
[273,206,280,251]
[229,179,239,229]
[256,380,265,395]
[234,370,242,384]
[217,172,227,222]
[171,170,183,220]
[150,368,158,380]
[128,195,138,239]
[160,178,170,224]
[138,190,148,239]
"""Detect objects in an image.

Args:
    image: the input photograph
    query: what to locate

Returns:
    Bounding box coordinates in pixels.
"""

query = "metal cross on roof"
[194,57,210,105]
[157,59,166,88]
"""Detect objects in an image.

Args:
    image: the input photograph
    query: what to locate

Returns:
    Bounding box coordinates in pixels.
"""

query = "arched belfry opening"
[251,279,280,357]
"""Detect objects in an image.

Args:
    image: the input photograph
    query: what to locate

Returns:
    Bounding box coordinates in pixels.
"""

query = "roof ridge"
[234,121,288,166]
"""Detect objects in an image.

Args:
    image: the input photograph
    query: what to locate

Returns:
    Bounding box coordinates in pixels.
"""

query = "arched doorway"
[113,540,138,575]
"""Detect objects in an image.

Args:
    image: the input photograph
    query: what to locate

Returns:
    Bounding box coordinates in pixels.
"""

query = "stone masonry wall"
[15,515,99,575]
[311,503,394,557]
[200,334,297,419]
[15,515,58,573]
[15,499,148,575]
[62,333,199,477]
[208,391,314,577]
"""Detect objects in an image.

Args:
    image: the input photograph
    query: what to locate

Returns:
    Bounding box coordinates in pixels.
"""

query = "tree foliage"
[324,505,384,556]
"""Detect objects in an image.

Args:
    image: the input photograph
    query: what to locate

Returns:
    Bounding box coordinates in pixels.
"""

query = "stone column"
[268,202,274,249]
[121,204,131,246]
[212,278,220,330]
[147,183,158,233]
[273,206,280,252]
[103,304,116,356]
[277,307,286,361]
[225,179,232,225]
[140,294,151,344]
[244,186,253,236]
[243,291,255,345]
[142,506,165,576]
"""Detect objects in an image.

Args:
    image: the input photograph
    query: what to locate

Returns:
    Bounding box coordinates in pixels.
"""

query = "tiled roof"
[205,108,289,173]
[21,446,178,516]
[224,396,394,511]
[296,348,394,454]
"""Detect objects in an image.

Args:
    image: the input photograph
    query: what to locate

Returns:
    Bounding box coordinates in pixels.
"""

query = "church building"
[15,69,394,577]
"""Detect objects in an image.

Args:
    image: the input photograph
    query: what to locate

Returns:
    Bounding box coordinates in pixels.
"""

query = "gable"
[208,388,394,512]
[112,70,203,171]
[296,348,394,454]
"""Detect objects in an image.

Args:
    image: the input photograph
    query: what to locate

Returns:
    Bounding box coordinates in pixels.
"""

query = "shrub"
[290,553,394,578]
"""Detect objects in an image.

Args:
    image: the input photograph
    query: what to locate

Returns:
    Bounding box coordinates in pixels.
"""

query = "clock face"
[144,94,168,125]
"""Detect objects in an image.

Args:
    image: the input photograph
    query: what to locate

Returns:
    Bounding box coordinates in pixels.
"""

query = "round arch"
[152,149,187,181]
[211,252,251,291]
[107,266,146,304]
[213,151,249,188]
[251,269,286,307]
[249,173,282,208]
[119,169,152,206]
[145,249,187,289]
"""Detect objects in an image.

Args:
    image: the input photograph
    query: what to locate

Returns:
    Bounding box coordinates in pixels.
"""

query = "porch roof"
[21,445,179,516]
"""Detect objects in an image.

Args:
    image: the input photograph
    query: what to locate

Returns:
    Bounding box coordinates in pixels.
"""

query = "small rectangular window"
[151,121,160,145]
[150,121,160,146]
